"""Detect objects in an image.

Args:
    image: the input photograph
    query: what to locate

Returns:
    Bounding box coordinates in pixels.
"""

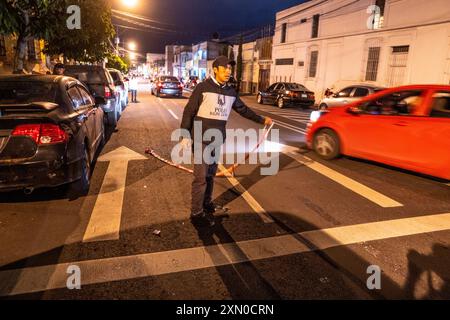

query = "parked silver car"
[318,85,386,109]
[108,69,129,109]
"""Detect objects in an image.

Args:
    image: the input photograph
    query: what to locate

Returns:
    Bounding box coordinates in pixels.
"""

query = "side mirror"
[347,106,363,115]
[95,96,106,105]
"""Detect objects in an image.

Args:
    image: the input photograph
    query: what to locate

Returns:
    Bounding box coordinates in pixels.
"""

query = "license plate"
[301,94,307,98]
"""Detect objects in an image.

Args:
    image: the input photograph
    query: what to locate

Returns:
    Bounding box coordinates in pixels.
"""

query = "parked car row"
[0,66,131,196]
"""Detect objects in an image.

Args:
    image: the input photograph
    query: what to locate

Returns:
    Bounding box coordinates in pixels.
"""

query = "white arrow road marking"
[2,212,449,297]
[82,147,147,243]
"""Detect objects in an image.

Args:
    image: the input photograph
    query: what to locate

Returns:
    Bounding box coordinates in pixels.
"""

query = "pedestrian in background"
[129,76,139,103]
[53,63,65,75]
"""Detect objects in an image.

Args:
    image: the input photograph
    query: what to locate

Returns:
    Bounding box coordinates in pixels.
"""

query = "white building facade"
[271,0,450,100]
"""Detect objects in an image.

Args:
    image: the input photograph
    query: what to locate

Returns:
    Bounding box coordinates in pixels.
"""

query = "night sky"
[111,0,307,54]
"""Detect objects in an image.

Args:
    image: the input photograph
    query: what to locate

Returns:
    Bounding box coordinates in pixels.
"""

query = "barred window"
[0,35,6,57]
[365,47,381,81]
[309,51,318,78]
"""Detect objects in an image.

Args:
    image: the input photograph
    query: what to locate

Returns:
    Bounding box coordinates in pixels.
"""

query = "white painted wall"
[272,0,450,100]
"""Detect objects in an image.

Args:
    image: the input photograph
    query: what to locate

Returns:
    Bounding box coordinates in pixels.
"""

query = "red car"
[306,85,450,180]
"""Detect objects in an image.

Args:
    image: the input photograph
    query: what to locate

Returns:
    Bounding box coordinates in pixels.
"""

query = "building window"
[309,51,318,78]
[312,14,320,38]
[365,47,381,81]
[281,23,287,43]
[387,45,410,87]
[0,35,6,57]
[275,58,294,65]
[372,0,386,29]
[27,39,37,61]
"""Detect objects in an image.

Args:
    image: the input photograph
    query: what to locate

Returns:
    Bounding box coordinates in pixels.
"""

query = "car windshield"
[65,68,107,85]
[0,82,58,104]
[160,76,178,82]
[286,83,307,90]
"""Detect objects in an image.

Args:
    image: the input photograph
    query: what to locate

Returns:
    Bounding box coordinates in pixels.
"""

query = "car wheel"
[107,110,117,127]
[277,98,284,109]
[319,103,328,110]
[313,129,340,160]
[69,146,91,196]
[257,94,264,105]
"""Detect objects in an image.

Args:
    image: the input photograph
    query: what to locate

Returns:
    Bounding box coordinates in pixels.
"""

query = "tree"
[236,34,243,93]
[44,0,115,63]
[106,54,129,73]
[0,0,68,73]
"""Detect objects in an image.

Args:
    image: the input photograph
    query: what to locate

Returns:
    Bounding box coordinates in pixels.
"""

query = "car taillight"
[12,124,68,145]
[105,86,111,98]
[178,83,183,88]
[157,83,163,88]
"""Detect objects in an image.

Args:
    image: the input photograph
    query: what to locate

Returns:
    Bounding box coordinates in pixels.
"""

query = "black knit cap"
[212,56,236,69]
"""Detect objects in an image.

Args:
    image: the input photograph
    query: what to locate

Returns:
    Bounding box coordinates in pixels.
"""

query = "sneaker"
[203,202,217,214]
[203,212,216,227]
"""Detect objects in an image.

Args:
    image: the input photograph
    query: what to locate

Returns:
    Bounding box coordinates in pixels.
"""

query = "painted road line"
[218,164,274,223]
[167,109,179,120]
[82,147,147,243]
[2,212,449,296]
[274,121,307,135]
[286,151,403,208]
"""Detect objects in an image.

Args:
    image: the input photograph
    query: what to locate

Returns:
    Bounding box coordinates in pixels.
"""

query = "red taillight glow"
[157,82,163,88]
[12,124,68,145]
[105,86,111,98]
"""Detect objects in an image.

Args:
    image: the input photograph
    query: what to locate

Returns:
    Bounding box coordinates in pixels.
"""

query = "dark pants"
[191,144,220,215]
[131,90,137,102]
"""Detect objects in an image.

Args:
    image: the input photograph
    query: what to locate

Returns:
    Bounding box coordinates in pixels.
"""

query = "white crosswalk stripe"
[249,105,312,125]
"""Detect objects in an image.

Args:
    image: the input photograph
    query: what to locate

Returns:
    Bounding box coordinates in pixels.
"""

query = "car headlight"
[310,111,321,123]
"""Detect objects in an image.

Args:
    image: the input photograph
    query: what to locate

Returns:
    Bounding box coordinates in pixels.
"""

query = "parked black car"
[65,65,121,127]
[0,75,105,195]
[257,82,315,109]
[151,76,183,97]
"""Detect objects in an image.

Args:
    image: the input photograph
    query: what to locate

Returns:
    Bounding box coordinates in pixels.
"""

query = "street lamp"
[122,0,138,8]
[128,41,137,51]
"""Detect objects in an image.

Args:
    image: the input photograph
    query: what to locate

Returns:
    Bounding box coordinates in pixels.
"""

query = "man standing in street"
[129,75,139,103]
[180,56,273,227]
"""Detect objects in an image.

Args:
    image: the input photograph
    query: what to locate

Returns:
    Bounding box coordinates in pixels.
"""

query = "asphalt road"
[0,82,449,300]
